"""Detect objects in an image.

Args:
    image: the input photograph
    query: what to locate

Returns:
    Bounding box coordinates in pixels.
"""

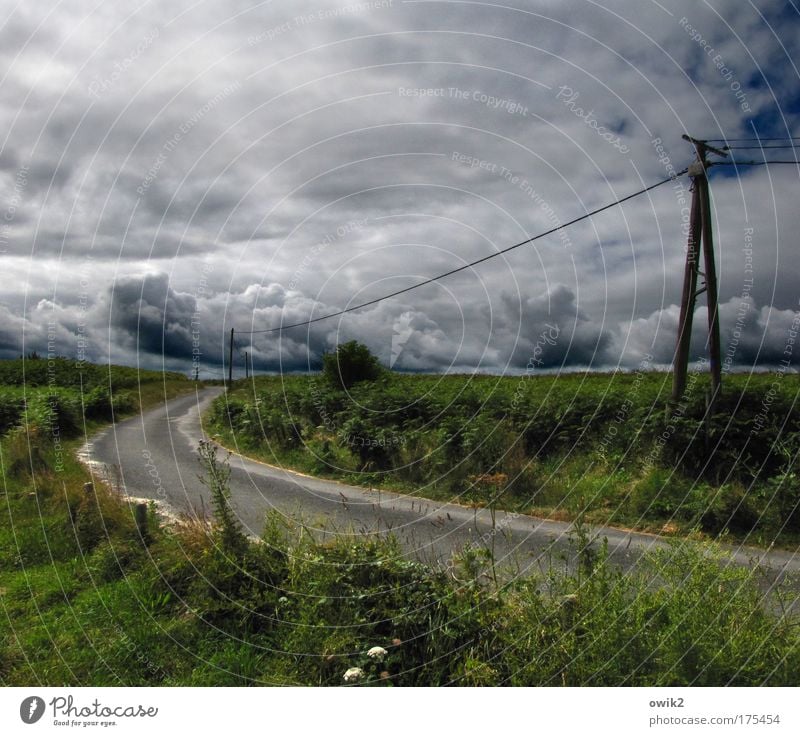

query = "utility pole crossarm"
[681,134,729,159]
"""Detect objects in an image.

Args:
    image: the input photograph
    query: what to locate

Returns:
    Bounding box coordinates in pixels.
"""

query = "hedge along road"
[83,386,800,597]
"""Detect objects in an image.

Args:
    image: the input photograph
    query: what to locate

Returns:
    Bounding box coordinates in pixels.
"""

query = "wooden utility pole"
[672,183,702,402]
[228,327,234,384]
[245,352,249,379]
[671,135,727,405]
[698,166,722,402]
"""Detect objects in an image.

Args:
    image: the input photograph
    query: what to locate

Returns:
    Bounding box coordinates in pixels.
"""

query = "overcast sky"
[1,0,798,377]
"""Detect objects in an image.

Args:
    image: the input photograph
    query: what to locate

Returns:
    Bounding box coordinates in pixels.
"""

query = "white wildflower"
[343,667,364,683]
[367,646,388,661]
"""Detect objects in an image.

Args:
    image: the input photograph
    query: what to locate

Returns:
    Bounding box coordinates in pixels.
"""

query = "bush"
[83,387,113,420]
[764,470,800,533]
[25,389,81,436]
[630,468,697,520]
[322,341,383,390]
[111,391,138,414]
[2,426,50,477]
[699,483,762,535]
[0,390,25,434]
[652,390,800,484]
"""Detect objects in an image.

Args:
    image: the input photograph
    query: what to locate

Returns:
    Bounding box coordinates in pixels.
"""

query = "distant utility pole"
[228,327,234,384]
[245,352,249,379]
[672,135,727,407]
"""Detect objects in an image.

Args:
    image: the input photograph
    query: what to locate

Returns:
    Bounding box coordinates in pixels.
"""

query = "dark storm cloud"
[24,159,73,195]
[109,273,197,358]
[0,304,32,358]
[0,148,19,172]
[1,0,798,373]
[4,267,798,379]
[503,285,614,369]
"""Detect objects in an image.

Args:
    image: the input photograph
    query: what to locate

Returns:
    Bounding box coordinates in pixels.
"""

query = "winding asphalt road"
[83,387,800,595]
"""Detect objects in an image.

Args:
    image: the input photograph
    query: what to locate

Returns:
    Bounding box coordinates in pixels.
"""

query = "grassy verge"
[208,371,800,549]
[0,358,200,684]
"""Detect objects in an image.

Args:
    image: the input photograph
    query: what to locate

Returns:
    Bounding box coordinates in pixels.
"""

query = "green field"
[0,357,189,435]
[1,356,799,686]
[210,368,800,547]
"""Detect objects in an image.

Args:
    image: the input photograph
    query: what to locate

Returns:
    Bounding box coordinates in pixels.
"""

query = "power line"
[724,144,800,150]
[236,170,688,336]
[714,160,800,166]
[705,136,800,142]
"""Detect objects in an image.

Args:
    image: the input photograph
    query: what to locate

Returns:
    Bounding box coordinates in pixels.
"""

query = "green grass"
[1,440,798,685]
[0,357,192,436]
[208,371,800,547]
[1,359,799,686]
[0,356,186,390]
[0,357,196,685]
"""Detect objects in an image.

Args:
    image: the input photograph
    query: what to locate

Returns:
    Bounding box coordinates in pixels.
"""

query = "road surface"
[82,387,800,594]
